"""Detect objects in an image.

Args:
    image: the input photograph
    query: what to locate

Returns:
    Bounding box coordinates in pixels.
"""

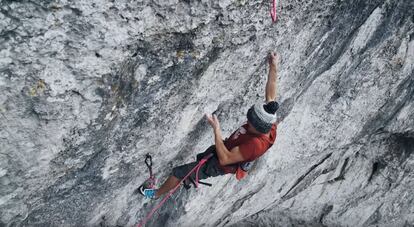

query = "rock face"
[1,0,413,226]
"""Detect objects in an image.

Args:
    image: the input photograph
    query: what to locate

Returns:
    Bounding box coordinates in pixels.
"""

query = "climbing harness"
[270,0,278,22]
[137,153,214,227]
[183,177,212,190]
[195,155,214,188]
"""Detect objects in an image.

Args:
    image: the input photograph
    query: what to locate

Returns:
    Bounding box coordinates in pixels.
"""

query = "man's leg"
[143,148,220,199]
[155,175,180,198]
[150,161,198,198]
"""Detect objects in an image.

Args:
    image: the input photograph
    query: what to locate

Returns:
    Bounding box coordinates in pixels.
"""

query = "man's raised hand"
[266,51,278,102]
[268,52,278,69]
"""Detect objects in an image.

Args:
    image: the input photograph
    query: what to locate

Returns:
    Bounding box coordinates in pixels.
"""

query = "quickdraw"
[143,154,156,190]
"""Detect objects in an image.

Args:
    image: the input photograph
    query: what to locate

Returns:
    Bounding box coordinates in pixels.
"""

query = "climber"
[139,51,280,199]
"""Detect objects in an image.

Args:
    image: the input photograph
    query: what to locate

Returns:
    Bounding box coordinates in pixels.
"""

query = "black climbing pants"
[172,145,225,180]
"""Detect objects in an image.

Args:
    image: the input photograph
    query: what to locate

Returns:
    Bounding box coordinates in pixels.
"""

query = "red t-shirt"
[220,123,277,173]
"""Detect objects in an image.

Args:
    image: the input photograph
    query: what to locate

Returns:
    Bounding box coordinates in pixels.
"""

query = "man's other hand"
[206,114,220,131]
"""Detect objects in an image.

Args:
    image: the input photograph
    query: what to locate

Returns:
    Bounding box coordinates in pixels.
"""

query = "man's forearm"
[265,65,277,102]
[213,129,231,165]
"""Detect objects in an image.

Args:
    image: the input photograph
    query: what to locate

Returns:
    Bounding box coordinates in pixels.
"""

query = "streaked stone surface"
[0,0,413,226]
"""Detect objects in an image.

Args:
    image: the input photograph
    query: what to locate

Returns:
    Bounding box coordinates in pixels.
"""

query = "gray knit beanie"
[247,102,278,134]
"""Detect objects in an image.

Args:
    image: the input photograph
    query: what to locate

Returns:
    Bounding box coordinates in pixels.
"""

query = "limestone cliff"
[0,0,413,226]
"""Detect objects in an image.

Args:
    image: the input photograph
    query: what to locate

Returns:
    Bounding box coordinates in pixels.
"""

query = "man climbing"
[140,51,280,199]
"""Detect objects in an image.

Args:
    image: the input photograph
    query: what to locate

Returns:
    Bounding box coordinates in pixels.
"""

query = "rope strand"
[271,0,278,22]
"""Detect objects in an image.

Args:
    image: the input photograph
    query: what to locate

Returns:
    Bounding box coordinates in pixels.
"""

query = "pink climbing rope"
[194,157,210,188]
[270,0,278,22]
[137,154,213,227]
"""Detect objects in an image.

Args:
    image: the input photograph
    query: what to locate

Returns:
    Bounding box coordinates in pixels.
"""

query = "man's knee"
[171,166,183,180]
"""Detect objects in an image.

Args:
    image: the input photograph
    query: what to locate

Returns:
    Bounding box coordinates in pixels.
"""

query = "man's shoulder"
[244,136,267,150]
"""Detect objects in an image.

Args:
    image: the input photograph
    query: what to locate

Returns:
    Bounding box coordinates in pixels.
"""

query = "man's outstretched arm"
[265,52,278,103]
[206,114,245,166]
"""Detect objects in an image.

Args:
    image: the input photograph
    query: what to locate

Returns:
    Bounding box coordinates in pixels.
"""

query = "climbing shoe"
[138,185,156,199]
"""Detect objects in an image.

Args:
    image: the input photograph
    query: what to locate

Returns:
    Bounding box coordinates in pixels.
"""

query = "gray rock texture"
[0,0,413,226]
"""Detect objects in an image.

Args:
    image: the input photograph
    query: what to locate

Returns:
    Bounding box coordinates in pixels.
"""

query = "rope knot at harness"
[194,154,213,188]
